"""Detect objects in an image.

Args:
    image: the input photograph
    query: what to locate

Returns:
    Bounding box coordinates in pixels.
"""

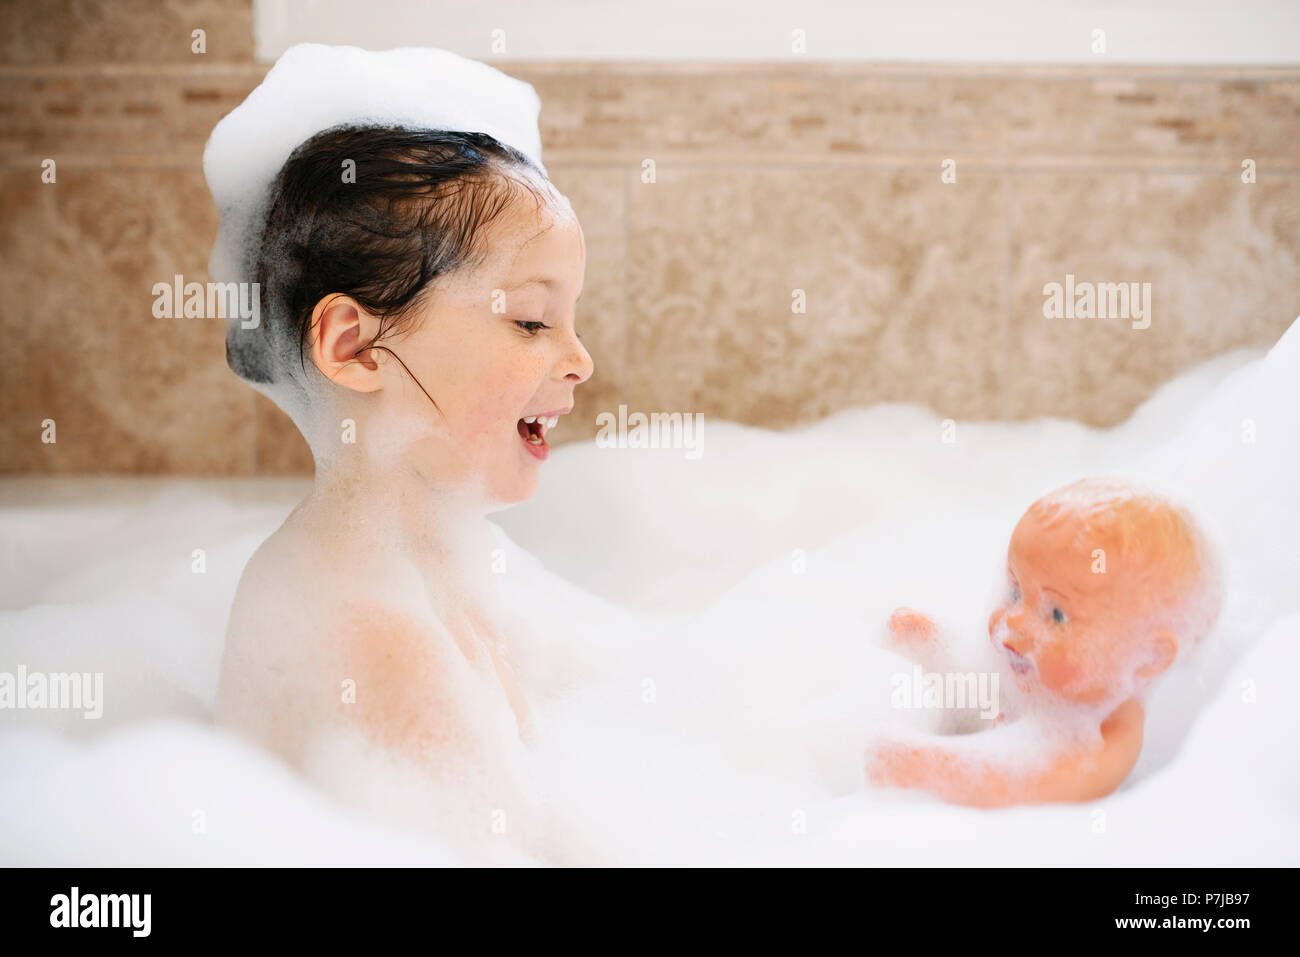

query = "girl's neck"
[309,453,495,566]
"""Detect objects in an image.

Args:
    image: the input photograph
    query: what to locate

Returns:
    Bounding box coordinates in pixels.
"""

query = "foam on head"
[205,44,545,288]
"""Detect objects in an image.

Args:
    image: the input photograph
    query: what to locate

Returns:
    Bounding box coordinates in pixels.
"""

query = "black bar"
[0,866,1288,942]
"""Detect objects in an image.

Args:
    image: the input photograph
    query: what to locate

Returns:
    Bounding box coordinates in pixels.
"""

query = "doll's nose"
[1001,616,1034,655]
[1005,607,1033,633]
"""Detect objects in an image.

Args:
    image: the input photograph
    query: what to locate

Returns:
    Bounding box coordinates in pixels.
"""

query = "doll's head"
[988,477,1220,704]
[231,124,592,506]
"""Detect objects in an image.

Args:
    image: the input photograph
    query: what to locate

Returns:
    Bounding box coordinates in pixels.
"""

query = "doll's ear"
[1135,628,1178,680]
[308,294,384,393]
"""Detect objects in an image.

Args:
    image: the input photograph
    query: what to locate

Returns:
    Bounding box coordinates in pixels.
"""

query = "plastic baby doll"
[866,477,1220,808]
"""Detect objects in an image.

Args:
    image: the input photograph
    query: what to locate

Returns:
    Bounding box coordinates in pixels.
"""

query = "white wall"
[255,0,1300,64]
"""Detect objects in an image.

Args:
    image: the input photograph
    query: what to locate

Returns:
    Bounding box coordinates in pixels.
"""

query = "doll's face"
[987,507,1179,703]
[371,185,593,506]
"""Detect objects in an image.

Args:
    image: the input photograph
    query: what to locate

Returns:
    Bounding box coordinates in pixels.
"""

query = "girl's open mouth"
[517,414,558,461]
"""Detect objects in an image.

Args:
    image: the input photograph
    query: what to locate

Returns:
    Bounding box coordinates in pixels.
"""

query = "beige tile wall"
[2,1,1298,474]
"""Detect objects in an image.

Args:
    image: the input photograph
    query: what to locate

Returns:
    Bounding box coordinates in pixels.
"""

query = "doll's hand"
[887,607,938,645]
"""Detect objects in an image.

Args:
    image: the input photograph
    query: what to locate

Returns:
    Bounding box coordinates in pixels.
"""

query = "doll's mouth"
[1005,648,1035,676]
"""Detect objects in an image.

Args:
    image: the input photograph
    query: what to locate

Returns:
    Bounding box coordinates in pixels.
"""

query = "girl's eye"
[514,320,550,335]
[1052,607,1067,624]
[1010,584,1021,602]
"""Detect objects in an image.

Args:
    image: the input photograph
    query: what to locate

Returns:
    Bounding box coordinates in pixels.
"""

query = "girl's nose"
[561,333,594,384]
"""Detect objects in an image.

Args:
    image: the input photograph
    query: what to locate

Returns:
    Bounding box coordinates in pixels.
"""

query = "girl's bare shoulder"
[221,511,445,693]
[239,509,430,610]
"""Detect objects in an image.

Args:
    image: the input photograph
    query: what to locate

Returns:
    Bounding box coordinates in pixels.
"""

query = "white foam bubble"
[203,43,545,290]
[2,317,1298,864]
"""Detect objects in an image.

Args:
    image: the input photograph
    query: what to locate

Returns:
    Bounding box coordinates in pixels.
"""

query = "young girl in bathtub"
[866,477,1221,808]
[208,50,593,859]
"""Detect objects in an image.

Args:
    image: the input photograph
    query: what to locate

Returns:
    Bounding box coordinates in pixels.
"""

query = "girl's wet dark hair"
[229,124,550,385]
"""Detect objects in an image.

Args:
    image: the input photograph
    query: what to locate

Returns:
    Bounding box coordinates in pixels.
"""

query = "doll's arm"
[885,607,1007,732]
[866,699,1145,808]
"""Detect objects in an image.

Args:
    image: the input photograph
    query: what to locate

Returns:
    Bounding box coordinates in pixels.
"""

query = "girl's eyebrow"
[506,276,583,302]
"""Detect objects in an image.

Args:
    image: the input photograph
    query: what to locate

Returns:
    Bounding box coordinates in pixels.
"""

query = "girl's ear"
[309,294,384,393]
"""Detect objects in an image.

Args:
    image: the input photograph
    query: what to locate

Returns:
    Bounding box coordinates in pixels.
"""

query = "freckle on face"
[406,192,585,504]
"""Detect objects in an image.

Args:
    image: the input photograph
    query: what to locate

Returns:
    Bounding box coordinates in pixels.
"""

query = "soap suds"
[2,319,1297,864]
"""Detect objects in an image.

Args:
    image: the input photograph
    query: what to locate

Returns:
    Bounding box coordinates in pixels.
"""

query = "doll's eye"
[1052,607,1067,624]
